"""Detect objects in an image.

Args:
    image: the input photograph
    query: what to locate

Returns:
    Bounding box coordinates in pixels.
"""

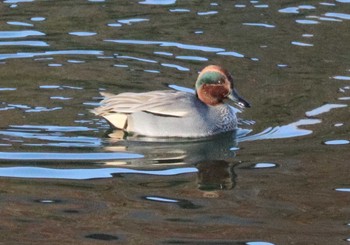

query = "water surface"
[0,0,349,244]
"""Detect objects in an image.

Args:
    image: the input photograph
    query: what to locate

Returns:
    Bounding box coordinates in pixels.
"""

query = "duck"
[92,65,250,138]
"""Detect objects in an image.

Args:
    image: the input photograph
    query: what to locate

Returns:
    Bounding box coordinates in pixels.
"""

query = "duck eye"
[218,79,224,84]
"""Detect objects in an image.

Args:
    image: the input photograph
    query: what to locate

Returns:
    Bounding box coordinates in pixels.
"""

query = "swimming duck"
[93,65,250,138]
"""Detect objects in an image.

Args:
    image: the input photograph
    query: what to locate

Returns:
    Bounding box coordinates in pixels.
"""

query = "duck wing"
[93,90,194,118]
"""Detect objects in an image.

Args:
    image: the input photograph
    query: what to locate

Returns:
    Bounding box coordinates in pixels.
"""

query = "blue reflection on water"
[324,140,349,145]
[305,104,347,117]
[4,0,34,3]
[0,41,49,47]
[291,41,313,47]
[243,23,276,28]
[0,152,143,161]
[116,55,157,64]
[105,39,247,61]
[217,51,245,58]
[296,19,319,24]
[105,39,225,52]
[0,87,16,91]
[246,242,275,245]
[175,55,208,61]
[0,30,44,38]
[0,50,103,60]
[279,5,315,14]
[69,32,97,36]
[145,196,179,203]
[7,21,33,27]
[325,12,350,20]
[0,125,103,147]
[117,18,149,25]
[197,11,218,16]
[30,17,46,21]
[161,63,190,71]
[139,0,176,5]
[0,166,197,180]
[239,119,321,141]
[169,8,190,13]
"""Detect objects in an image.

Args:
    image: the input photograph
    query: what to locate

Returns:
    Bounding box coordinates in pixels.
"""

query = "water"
[0,0,349,244]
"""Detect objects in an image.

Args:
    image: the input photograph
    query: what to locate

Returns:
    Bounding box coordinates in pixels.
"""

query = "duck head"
[195,65,250,108]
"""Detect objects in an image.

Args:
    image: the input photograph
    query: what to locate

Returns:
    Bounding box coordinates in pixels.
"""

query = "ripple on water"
[107,23,122,27]
[175,55,208,61]
[31,17,46,21]
[48,63,63,67]
[296,19,319,24]
[139,0,176,5]
[108,48,239,74]
[67,59,85,64]
[144,196,179,203]
[310,16,343,22]
[0,125,101,147]
[305,104,347,117]
[323,140,350,145]
[243,23,276,28]
[4,0,34,6]
[161,63,190,71]
[0,50,103,61]
[0,87,16,91]
[105,39,225,52]
[35,199,62,204]
[69,32,97,36]
[144,195,201,209]
[239,119,321,141]
[335,188,350,192]
[250,162,278,169]
[0,30,45,39]
[291,41,314,47]
[197,11,218,16]
[333,75,350,81]
[115,54,157,64]
[27,106,62,112]
[0,152,143,161]
[279,5,315,14]
[117,18,149,25]
[7,21,33,27]
[302,34,314,37]
[246,242,275,245]
[324,12,350,20]
[0,166,197,180]
[169,8,190,13]
[10,125,94,132]
[154,51,173,56]
[217,51,245,58]
[0,41,49,47]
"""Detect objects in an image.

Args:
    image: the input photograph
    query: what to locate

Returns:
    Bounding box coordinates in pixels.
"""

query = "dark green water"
[0,0,349,244]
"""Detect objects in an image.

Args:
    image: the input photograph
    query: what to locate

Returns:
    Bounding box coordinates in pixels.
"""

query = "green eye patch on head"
[195,71,226,90]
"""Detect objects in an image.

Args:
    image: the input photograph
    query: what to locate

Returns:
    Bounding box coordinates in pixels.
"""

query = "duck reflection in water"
[196,160,238,190]
[104,130,246,190]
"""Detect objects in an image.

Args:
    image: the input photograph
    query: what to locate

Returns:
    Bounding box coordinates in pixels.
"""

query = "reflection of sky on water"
[0,166,197,180]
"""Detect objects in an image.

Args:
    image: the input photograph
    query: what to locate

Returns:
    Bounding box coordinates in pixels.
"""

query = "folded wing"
[92,90,193,118]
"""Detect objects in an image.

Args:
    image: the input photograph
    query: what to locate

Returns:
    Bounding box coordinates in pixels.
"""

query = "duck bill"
[228,89,251,108]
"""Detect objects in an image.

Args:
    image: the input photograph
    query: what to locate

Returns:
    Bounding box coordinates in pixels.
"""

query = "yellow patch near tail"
[103,113,128,129]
